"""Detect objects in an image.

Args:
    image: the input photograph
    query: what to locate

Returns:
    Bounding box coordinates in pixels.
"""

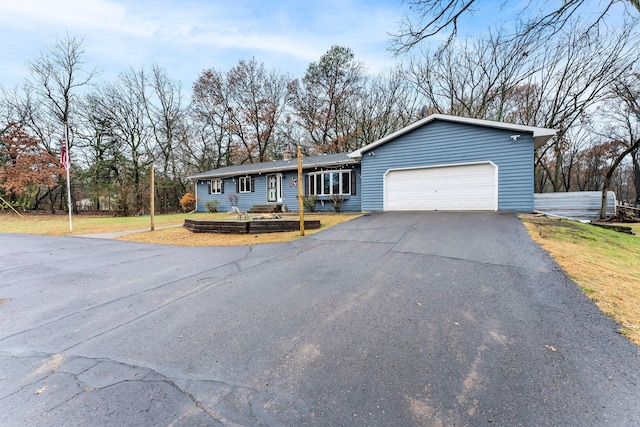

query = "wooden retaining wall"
[184,219,321,234]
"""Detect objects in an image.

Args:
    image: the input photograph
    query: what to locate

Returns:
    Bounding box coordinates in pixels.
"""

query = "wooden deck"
[183,218,321,234]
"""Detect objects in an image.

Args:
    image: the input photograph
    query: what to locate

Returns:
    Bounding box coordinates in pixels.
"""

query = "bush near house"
[328,195,345,212]
[204,199,219,212]
[180,192,197,212]
[302,195,318,212]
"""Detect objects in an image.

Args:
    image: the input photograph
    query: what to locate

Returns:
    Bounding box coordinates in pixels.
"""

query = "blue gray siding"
[360,120,535,212]
[196,166,362,213]
[195,176,265,212]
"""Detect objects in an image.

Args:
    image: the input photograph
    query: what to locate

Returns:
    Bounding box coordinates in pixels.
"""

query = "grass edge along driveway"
[521,214,640,346]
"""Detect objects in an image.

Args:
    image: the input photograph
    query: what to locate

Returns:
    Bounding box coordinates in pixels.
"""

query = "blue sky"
[0,0,410,89]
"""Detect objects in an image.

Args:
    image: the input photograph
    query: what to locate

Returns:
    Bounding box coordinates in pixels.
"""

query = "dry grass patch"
[0,212,195,235]
[0,211,361,245]
[117,213,361,246]
[521,214,640,345]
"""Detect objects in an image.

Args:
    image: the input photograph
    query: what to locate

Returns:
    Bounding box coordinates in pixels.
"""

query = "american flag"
[60,138,70,170]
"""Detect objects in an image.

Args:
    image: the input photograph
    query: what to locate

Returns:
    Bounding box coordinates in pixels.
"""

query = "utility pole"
[150,165,155,231]
[63,122,72,233]
[297,146,304,236]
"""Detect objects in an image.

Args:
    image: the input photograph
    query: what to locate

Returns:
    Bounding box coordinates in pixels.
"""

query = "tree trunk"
[599,139,640,219]
[632,149,640,211]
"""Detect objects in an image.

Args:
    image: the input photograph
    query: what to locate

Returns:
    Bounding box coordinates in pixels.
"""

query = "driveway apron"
[0,212,638,426]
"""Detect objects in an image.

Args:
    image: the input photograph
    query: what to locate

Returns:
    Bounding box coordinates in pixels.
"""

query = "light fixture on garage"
[510,135,521,141]
[368,152,376,156]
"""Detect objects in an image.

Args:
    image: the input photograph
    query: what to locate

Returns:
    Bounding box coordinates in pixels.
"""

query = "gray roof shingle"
[188,153,358,180]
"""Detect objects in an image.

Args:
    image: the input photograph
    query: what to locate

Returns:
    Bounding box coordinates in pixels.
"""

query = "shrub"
[302,195,318,212]
[180,192,197,212]
[328,195,345,212]
[204,199,219,213]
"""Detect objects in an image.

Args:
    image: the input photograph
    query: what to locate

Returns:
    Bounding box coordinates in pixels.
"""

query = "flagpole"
[64,122,73,233]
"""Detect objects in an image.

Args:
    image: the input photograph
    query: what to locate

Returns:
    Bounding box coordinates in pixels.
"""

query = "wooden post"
[150,165,155,231]
[0,195,25,219]
[297,146,304,236]
[63,122,72,233]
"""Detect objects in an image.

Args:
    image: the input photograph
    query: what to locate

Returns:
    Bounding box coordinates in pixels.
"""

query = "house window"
[238,176,253,193]
[210,179,223,194]
[307,170,352,196]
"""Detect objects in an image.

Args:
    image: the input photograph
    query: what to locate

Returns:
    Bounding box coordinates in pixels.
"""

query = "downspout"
[194,179,199,212]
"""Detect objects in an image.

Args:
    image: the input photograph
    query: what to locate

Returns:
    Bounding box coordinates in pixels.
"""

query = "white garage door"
[384,162,498,211]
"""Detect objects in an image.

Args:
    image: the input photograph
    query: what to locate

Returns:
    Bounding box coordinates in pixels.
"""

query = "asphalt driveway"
[1,212,638,426]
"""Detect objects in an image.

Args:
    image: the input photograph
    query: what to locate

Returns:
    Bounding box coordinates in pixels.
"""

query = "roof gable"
[348,114,556,158]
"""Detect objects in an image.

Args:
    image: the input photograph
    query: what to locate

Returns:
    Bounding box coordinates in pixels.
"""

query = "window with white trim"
[210,179,223,194]
[238,176,252,193]
[307,170,352,196]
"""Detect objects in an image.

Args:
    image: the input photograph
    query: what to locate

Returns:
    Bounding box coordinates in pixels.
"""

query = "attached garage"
[384,162,498,211]
[350,114,556,213]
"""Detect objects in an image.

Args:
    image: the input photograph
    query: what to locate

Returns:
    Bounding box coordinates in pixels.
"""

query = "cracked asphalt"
[1,212,639,426]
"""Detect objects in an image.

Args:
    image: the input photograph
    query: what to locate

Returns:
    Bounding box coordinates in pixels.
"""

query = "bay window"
[307,170,352,196]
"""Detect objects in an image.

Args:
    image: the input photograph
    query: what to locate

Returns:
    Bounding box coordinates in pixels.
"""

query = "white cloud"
[0,0,403,88]
[0,0,152,36]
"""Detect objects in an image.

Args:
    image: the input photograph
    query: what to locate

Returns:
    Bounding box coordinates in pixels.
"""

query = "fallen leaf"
[545,345,557,352]
[35,385,48,395]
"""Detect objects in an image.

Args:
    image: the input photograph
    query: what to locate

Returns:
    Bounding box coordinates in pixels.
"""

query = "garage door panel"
[449,176,465,186]
[384,163,497,211]
[449,188,464,197]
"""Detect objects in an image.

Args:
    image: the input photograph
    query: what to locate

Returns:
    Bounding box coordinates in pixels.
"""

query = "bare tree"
[573,135,613,192]
[0,85,37,136]
[348,67,420,147]
[528,25,637,192]
[406,30,537,121]
[192,59,290,165]
[88,68,153,214]
[289,46,365,154]
[191,68,233,169]
[24,34,98,213]
[26,33,97,151]
[143,64,188,212]
[75,96,121,212]
[227,58,291,162]
[390,0,639,54]
[558,126,592,192]
[597,73,640,218]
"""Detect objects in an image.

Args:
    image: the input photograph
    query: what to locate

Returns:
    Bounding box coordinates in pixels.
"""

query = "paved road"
[1,212,638,426]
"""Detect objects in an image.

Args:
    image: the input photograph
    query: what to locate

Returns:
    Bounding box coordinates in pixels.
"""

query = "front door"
[267,173,282,203]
